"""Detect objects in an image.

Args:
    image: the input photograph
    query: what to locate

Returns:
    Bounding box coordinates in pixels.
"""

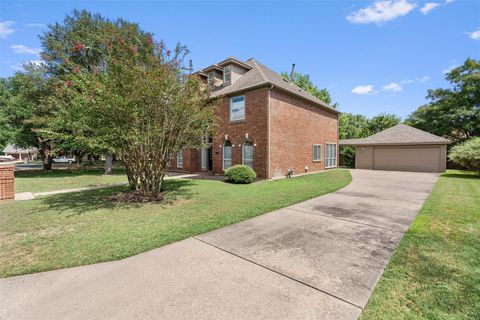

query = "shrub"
[449,137,480,172]
[225,165,256,184]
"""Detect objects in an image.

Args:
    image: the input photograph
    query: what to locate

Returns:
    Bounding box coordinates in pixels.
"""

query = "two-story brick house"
[170,57,339,178]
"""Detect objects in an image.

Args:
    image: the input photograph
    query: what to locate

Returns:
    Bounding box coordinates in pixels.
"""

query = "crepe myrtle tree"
[58,23,215,198]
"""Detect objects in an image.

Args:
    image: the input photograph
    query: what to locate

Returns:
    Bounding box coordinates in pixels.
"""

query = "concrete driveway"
[0,170,439,320]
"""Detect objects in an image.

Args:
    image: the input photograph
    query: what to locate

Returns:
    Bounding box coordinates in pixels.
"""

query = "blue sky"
[0,0,479,118]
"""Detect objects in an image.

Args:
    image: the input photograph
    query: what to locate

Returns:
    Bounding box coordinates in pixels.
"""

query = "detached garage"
[340,124,451,173]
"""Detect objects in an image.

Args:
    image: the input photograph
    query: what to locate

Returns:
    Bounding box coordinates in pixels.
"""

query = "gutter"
[210,82,339,115]
[339,142,452,147]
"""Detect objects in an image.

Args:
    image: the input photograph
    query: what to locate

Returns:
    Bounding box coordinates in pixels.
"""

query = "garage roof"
[339,124,451,146]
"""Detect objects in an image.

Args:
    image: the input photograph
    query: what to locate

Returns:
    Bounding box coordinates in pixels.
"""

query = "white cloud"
[443,64,458,74]
[399,76,431,84]
[11,59,43,71]
[352,85,374,95]
[382,82,403,92]
[420,0,454,15]
[468,28,480,40]
[0,20,15,39]
[420,3,441,14]
[10,44,41,55]
[25,23,46,28]
[346,0,416,24]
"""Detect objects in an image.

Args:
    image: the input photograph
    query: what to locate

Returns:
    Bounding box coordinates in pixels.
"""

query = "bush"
[449,137,480,172]
[225,165,256,184]
[341,146,355,168]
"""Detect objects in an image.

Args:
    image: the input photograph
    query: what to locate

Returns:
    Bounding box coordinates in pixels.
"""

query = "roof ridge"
[340,123,450,145]
[248,58,268,82]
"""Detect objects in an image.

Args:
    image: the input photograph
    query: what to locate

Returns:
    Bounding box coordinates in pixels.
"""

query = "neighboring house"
[2,144,38,163]
[170,57,339,178]
[339,124,450,173]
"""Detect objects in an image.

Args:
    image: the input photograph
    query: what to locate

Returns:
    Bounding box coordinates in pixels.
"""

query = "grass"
[0,169,351,278]
[14,168,128,193]
[361,170,480,320]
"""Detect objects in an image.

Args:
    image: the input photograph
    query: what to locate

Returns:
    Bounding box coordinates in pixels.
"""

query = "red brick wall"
[0,166,15,201]
[169,149,200,173]
[269,88,339,178]
[211,88,269,178]
[167,86,338,179]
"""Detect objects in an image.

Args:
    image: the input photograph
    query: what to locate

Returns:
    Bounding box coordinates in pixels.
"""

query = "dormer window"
[208,72,215,87]
[223,65,231,85]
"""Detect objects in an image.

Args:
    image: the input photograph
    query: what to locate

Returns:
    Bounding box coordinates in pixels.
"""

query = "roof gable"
[201,57,338,114]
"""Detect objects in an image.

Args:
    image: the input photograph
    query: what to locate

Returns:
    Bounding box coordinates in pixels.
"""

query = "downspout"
[268,84,273,178]
[337,113,340,168]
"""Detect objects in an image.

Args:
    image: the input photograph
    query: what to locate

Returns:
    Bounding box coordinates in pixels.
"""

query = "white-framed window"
[176,150,183,168]
[202,134,213,144]
[325,143,337,168]
[207,71,215,87]
[230,96,245,122]
[223,65,231,84]
[242,141,254,168]
[313,144,322,162]
[223,140,232,170]
[201,147,208,170]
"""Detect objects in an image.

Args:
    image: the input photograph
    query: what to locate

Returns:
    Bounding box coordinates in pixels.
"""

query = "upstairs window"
[223,65,231,84]
[230,96,245,122]
[202,135,213,144]
[207,72,215,87]
[313,144,322,162]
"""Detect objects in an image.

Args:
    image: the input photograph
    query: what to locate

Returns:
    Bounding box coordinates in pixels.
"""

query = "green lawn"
[0,169,351,277]
[14,168,128,193]
[361,170,480,320]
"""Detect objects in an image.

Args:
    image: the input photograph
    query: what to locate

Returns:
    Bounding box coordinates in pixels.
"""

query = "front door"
[201,146,214,171]
[208,147,213,171]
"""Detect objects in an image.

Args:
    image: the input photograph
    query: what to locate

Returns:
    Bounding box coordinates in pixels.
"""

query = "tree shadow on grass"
[15,167,127,179]
[442,172,480,180]
[35,179,194,216]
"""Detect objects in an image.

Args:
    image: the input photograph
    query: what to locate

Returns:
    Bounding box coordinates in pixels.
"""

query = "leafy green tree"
[449,137,480,172]
[365,113,401,136]
[281,71,336,107]
[339,113,369,140]
[38,10,117,171]
[0,79,13,149]
[339,113,369,167]
[52,14,214,198]
[406,58,480,143]
[339,112,400,167]
[0,64,55,170]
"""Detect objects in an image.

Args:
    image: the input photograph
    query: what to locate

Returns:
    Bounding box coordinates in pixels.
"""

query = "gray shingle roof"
[205,57,338,114]
[2,144,38,153]
[339,124,451,146]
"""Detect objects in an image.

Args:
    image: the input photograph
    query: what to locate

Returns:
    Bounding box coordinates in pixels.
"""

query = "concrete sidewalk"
[1,169,439,320]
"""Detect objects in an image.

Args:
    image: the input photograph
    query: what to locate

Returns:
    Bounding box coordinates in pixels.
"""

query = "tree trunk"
[43,147,53,171]
[74,151,85,164]
[104,153,113,175]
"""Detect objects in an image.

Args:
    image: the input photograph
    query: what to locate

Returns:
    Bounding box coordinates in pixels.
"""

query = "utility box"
[0,165,15,201]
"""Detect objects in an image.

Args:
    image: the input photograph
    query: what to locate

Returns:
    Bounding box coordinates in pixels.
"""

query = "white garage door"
[373,146,441,172]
